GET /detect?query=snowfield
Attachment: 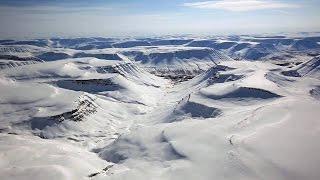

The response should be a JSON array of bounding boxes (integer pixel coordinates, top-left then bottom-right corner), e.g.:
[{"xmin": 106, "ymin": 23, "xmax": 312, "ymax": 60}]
[{"xmin": 0, "ymin": 35, "xmax": 320, "ymax": 180}]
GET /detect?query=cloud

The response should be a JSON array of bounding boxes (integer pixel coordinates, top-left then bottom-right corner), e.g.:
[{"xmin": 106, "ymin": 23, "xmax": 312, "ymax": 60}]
[{"xmin": 183, "ymin": 0, "xmax": 300, "ymax": 12}]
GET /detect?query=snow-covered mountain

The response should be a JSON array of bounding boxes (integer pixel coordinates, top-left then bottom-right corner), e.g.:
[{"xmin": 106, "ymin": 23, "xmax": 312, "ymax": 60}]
[
  {"xmin": 0, "ymin": 35, "xmax": 320, "ymax": 180},
  {"xmin": 121, "ymin": 46, "xmax": 233, "ymax": 76},
  {"xmin": 282, "ymin": 55, "xmax": 320, "ymax": 79}
]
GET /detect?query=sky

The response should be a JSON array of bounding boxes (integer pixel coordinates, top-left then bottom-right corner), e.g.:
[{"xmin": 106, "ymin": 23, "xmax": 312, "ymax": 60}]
[{"xmin": 0, "ymin": 0, "xmax": 319, "ymax": 38}]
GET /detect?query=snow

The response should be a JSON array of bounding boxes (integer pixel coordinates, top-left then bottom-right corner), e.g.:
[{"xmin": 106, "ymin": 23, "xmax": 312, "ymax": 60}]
[
  {"xmin": 0, "ymin": 134, "xmax": 109, "ymax": 180},
  {"xmin": 0, "ymin": 35, "xmax": 320, "ymax": 180},
  {"xmin": 282, "ymin": 55, "xmax": 320, "ymax": 79}
]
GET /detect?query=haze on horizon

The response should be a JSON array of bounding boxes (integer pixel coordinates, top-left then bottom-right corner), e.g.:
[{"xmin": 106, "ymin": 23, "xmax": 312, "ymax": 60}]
[{"xmin": 0, "ymin": 0, "xmax": 320, "ymax": 39}]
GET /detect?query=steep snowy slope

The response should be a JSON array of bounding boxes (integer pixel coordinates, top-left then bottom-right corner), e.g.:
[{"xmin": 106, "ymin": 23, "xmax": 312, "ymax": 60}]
[
  {"xmin": 0, "ymin": 45, "xmax": 45, "ymax": 68},
  {"xmin": 186, "ymin": 39, "xmax": 217, "ymax": 48},
  {"xmin": 0, "ymin": 57, "xmax": 168, "ymax": 142},
  {"xmin": 290, "ymin": 37, "xmax": 320, "ymax": 51},
  {"xmin": 150, "ymin": 39, "xmax": 193, "ymax": 46},
  {"xmin": 282, "ymin": 55, "xmax": 320, "ymax": 79},
  {"xmin": 186, "ymin": 39, "xmax": 286, "ymax": 61},
  {"xmin": 296, "ymin": 55, "xmax": 320, "ymax": 78},
  {"xmin": 1, "ymin": 40, "xmax": 49, "ymax": 47},
  {"xmin": 121, "ymin": 46, "xmax": 233, "ymax": 76},
  {"xmin": 112, "ymin": 40, "xmax": 151, "ymax": 48},
  {"xmin": 228, "ymin": 42, "xmax": 282, "ymax": 60},
  {"xmin": 184, "ymin": 36, "xmax": 319, "ymax": 61}
]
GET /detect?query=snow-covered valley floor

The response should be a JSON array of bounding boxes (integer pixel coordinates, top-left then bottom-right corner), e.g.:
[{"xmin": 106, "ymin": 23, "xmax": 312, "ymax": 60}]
[{"xmin": 0, "ymin": 36, "xmax": 320, "ymax": 180}]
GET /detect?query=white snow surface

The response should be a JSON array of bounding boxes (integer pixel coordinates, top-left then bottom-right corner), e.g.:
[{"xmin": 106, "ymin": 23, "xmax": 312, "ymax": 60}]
[{"xmin": 0, "ymin": 37, "xmax": 320, "ymax": 180}]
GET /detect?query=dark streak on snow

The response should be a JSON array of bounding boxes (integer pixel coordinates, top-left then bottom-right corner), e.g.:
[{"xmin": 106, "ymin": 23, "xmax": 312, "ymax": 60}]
[{"xmin": 88, "ymin": 164, "xmax": 114, "ymax": 178}]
